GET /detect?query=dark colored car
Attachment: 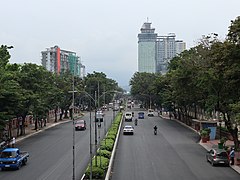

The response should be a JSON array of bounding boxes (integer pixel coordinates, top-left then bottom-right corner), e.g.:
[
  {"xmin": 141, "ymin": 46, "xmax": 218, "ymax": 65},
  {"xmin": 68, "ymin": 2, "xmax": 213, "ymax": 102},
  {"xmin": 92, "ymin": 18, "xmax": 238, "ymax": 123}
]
[
  {"xmin": 75, "ymin": 120, "xmax": 86, "ymax": 130},
  {"xmin": 206, "ymin": 148, "xmax": 230, "ymax": 166},
  {"xmin": 138, "ymin": 112, "xmax": 144, "ymax": 119}
]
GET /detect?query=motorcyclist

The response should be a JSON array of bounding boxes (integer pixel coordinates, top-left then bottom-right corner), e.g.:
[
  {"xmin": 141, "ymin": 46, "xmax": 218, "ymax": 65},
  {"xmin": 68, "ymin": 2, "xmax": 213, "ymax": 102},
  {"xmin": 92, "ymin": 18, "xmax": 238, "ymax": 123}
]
[
  {"xmin": 154, "ymin": 125, "xmax": 157, "ymax": 135},
  {"xmin": 135, "ymin": 118, "xmax": 138, "ymax": 125}
]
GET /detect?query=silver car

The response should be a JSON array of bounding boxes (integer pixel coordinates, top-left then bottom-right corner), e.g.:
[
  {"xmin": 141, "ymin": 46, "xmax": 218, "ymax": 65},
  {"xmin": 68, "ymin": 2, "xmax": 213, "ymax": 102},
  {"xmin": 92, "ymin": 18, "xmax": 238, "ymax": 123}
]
[{"xmin": 206, "ymin": 148, "xmax": 230, "ymax": 166}]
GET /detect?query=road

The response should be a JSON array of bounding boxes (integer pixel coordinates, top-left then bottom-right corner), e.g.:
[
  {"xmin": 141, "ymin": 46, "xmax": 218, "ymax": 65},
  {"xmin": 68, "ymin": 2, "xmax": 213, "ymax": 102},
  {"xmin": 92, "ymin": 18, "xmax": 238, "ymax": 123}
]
[
  {"xmin": 0, "ymin": 110, "xmax": 116, "ymax": 180},
  {"xmin": 111, "ymin": 107, "xmax": 240, "ymax": 180}
]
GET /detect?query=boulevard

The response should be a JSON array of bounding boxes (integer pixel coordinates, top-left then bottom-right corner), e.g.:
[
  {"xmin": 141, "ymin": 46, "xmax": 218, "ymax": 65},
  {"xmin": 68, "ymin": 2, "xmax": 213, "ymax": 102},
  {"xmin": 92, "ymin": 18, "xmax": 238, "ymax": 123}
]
[
  {"xmin": 111, "ymin": 107, "xmax": 240, "ymax": 180},
  {"xmin": 0, "ymin": 110, "xmax": 115, "ymax": 180}
]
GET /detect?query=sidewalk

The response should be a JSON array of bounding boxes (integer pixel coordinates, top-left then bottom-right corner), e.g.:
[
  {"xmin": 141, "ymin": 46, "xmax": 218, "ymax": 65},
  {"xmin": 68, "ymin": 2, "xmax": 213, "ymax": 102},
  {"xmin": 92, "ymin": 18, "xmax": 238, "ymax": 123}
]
[
  {"xmin": 15, "ymin": 118, "xmax": 72, "ymax": 143},
  {"xmin": 160, "ymin": 113, "xmax": 240, "ymax": 175}
]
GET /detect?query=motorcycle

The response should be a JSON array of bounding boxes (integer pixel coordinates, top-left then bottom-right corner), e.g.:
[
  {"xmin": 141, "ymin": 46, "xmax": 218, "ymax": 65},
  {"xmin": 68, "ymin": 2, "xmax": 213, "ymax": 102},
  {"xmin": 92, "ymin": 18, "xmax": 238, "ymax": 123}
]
[
  {"xmin": 154, "ymin": 130, "xmax": 157, "ymax": 135},
  {"xmin": 154, "ymin": 129, "xmax": 157, "ymax": 135},
  {"xmin": 135, "ymin": 119, "xmax": 138, "ymax": 126}
]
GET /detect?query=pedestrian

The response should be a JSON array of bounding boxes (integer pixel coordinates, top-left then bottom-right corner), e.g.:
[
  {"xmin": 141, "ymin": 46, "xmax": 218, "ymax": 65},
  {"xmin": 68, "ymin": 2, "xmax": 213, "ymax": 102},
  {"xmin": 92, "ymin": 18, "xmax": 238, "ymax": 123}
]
[
  {"xmin": 229, "ymin": 147, "xmax": 235, "ymax": 165},
  {"xmin": 169, "ymin": 113, "xmax": 173, "ymax": 120},
  {"xmin": 12, "ymin": 137, "xmax": 16, "ymax": 148}
]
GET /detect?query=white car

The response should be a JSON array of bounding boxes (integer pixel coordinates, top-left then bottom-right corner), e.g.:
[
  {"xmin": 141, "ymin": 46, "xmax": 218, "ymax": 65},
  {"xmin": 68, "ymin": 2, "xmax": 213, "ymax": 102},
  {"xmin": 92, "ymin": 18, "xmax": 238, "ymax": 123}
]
[
  {"xmin": 147, "ymin": 109, "xmax": 154, "ymax": 117},
  {"xmin": 124, "ymin": 112, "xmax": 133, "ymax": 121},
  {"xmin": 123, "ymin": 125, "xmax": 134, "ymax": 135}
]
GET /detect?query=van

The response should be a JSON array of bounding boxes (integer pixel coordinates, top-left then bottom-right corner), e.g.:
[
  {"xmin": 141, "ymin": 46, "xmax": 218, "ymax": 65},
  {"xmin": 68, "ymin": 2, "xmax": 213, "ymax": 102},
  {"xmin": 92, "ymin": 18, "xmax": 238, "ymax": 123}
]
[{"xmin": 125, "ymin": 112, "xmax": 133, "ymax": 121}]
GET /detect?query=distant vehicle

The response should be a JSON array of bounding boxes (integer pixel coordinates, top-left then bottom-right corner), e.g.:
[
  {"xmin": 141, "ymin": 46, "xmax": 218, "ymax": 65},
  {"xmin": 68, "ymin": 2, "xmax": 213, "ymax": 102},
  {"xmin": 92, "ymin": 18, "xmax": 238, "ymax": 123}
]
[
  {"xmin": 75, "ymin": 120, "xmax": 86, "ymax": 130},
  {"xmin": 0, "ymin": 148, "xmax": 29, "ymax": 170},
  {"xmin": 125, "ymin": 112, "xmax": 133, "ymax": 121},
  {"xmin": 119, "ymin": 106, "xmax": 124, "ymax": 111},
  {"xmin": 108, "ymin": 103, "xmax": 113, "ymax": 109},
  {"xmin": 127, "ymin": 103, "xmax": 131, "ymax": 109},
  {"xmin": 206, "ymin": 148, "xmax": 230, "ymax": 166},
  {"xmin": 123, "ymin": 125, "xmax": 134, "ymax": 135},
  {"xmin": 139, "ymin": 104, "xmax": 143, "ymax": 108},
  {"xmin": 138, "ymin": 112, "xmax": 144, "ymax": 119},
  {"xmin": 147, "ymin": 109, "xmax": 154, "ymax": 117},
  {"xmin": 96, "ymin": 110, "xmax": 104, "ymax": 122},
  {"xmin": 113, "ymin": 106, "xmax": 119, "ymax": 111},
  {"xmin": 101, "ymin": 105, "xmax": 107, "ymax": 111}
]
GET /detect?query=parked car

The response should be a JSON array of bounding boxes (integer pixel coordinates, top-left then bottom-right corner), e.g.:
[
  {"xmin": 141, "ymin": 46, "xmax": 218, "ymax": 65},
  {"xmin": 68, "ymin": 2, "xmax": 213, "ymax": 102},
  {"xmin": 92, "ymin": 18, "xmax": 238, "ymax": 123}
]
[
  {"xmin": 138, "ymin": 112, "xmax": 144, "ymax": 119},
  {"xmin": 206, "ymin": 148, "xmax": 230, "ymax": 166},
  {"xmin": 0, "ymin": 148, "xmax": 29, "ymax": 170},
  {"xmin": 147, "ymin": 109, "xmax": 154, "ymax": 117},
  {"xmin": 123, "ymin": 125, "xmax": 134, "ymax": 135},
  {"xmin": 75, "ymin": 120, "xmax": 86, "ymax": 130}
]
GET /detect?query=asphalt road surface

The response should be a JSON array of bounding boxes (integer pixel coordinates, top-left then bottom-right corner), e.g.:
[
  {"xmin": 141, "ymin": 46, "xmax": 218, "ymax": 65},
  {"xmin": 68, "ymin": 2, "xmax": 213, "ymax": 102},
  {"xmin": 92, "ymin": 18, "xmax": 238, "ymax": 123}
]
[
  {"xmin": 111, "ymin": 107, "xmax": 240, "ymax": 180},
  {"xmin": 0, "ymin": 110, "xmax": 115, "ymax": 180}
]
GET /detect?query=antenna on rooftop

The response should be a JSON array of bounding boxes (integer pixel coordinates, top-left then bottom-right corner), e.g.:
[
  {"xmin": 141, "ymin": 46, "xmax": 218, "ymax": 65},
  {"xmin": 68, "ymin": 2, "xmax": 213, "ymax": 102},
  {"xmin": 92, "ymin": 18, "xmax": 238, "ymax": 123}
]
[{"xmin": 147, "ymin": 17, "xmax": 149, "ymax": 22}]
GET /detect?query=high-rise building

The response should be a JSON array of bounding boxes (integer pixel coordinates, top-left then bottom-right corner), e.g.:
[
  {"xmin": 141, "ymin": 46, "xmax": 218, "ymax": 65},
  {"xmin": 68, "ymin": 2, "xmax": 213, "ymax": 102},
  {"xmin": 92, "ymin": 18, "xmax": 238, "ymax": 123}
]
[
  {"xmin": 138, "ymin": 22, "xmax": 186, "ymax": 74},
  {"xmin": 156, "ymin": 33, "xmax": 176, "ymax": 74},
  {"xmin": 175, "ymin": 40, "xmax": 186, "ymax": 55},
  {"xmin": 41, "ymin": 45, "xmax": 85, "ymax": 78},
  {"xmin": 138, "ymin": 22, "xmax": 158, "ymax": 73}
]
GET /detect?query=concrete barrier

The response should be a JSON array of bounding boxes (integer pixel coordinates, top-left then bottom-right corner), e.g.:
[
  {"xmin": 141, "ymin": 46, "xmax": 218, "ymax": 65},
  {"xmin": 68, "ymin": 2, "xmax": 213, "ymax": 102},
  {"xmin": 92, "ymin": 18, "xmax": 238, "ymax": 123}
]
[{"xmin": 104, "ymin": 114, "xmax": 123, "ymax": 180}]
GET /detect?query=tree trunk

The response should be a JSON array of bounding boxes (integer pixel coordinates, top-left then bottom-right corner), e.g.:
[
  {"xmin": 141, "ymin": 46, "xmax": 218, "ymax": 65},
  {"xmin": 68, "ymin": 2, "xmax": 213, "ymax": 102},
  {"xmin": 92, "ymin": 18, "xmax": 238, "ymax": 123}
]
[
  {"xmin": 64, "ymin": 109, "xmax": 68, "ymax": 119},
  {"xmin": 54, "ymin": 108, "xmax": 58, "ymax": 122},
  {"xmin": 225, "ymin": 112, "xmax": 239, "ymax": 150}
]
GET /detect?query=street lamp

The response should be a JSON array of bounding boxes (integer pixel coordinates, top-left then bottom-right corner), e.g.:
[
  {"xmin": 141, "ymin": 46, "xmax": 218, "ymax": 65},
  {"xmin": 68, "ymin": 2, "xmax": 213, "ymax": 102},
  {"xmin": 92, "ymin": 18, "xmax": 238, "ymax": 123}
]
[{"xmin": 68, "ymin": 88, "xmax": 77, "ymax": 180}]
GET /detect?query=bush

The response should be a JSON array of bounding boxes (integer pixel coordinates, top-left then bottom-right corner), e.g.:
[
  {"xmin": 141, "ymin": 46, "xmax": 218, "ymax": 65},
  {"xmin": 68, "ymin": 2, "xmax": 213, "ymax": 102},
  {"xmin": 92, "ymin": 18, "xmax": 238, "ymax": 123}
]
[
  {"xmin": 200, "ymin": 130, "xmax": 208, "ymax": 137},
  {"xmin": 101, "ymin": 138, "xmax": 114, "ymax": 151},
  {"xmin": 106, "ymin": 134, "xmax": 116, "ymax": 141},
  {"xmin": 93, "ymin": 156, "xmax": 110, "ymax": 170},
  {"xmin": 97, "ymin": 149, "xmax": 111, "ymax": 159},
  {"xmin": 85, "ymin": 166, "xmax": 104, "ymax": 179},
  {"xmin": 203, "ymin": 128, "xmax": 211, "ymax": 134}
]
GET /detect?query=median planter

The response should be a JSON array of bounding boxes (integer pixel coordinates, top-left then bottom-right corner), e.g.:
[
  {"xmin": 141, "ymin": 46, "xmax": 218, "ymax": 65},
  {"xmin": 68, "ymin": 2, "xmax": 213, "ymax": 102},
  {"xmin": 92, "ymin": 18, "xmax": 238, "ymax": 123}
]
[{"xmin": 83, "ymin": 112, "xmax": 123, "ymax": 180}]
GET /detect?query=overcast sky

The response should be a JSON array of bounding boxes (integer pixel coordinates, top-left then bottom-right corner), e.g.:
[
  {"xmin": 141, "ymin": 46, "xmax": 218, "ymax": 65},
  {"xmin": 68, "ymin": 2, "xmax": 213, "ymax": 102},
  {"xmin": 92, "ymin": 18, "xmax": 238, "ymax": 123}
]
[{"xmin": 1, "ymin": 0, "xmax": 240, "ymax": 89}]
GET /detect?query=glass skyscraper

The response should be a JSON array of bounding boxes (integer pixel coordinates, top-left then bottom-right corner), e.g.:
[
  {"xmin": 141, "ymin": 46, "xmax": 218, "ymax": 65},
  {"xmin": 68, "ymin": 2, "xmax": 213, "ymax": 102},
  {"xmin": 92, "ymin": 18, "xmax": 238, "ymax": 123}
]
[
  {"xmin": 138, "ymin": 22, "xmax": 186, "ymax": 74},
  {"xmin": 138, "ymin": 22, "xmax": 157, "ymax": 73}
]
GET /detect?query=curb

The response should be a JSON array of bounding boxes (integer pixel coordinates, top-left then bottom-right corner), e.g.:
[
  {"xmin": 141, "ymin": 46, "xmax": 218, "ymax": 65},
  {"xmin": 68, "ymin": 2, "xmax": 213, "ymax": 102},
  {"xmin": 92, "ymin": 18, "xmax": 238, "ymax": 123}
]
[
  {"xmin": 16, "ymin": 119, "xmax": 71, "ymax": 143},
  {"xmin": 105, "ymin": 114, "xmax": 123, "ymax": 180}
]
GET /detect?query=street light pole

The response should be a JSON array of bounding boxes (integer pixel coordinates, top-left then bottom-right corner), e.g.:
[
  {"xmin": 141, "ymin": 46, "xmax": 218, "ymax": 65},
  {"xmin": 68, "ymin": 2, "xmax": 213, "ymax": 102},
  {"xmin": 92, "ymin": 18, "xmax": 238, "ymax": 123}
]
[
  {"xmin": 94, "ymin": 91, "xmax": 98, "ymax": 167},
  {"xmin": 89, "ymin": 99, "xmax": 92, "ymax": 180},
  {"xmin": 72, "ymin": 74, "xmax": 75, "ymax": 180}
]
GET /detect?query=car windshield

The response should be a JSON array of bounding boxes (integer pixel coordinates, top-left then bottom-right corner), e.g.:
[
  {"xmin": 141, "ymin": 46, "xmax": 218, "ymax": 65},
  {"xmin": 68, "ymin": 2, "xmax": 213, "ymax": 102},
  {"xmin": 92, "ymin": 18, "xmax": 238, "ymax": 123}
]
[
  {"xmin": 0, "ymin": 151, "xmax": 17, "ymax": 158},
  {"xmin": 76, "ymin": 121, "xmax": 84, "ymax": 124},
  {"xmin": 125, "ymin": 126, "xmax": 132, "ymax": 129}
]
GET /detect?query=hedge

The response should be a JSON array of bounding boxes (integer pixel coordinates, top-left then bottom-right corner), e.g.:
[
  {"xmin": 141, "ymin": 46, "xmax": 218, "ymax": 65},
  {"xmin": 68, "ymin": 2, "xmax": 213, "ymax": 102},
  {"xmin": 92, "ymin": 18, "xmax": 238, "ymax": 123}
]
[
  {"xmin": 97, "ymin": 149, "xmax": 111, "ymax": 159},
  {"xmin": 84, "ymin": 112, "xmax": 122, "ymax": 179}
]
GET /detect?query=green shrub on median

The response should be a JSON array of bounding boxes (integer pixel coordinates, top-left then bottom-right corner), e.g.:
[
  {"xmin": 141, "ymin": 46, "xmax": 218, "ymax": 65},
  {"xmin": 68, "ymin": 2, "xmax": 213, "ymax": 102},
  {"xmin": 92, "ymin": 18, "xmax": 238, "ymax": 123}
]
[
  {"xmin": 85, "ymin": 166, "xmax": 104, "ymax": 179},
  {"xmin": 106, "ymin": 134, "xmax": 116, "ymax": 141},
  {"xmin": 85, "ymin": 156, "xmax": 110, "ymax": 179},
  {"xmin": 100, "ymin": 138, "xmax": 114, "ymax": 151},
  {"xmin": 84, "ymin": 112, "xmax": 122, "ymax": 179},
  {"xmin": 97, "ymin": 149, "xmax": 111, "ymax": 159}
]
